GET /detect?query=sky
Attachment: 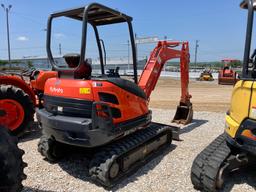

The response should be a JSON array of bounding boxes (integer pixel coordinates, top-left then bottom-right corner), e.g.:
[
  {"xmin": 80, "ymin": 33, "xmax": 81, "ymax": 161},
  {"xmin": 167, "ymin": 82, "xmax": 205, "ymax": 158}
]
[{"xmin": 0, "ymin": 0, "xmax": 250, "ymax": 62}]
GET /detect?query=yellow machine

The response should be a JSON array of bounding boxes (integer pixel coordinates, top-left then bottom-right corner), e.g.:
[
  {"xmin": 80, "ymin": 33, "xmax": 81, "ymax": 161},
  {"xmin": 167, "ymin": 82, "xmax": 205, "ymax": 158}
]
[
  {"xmin": 198, "ymin": 70, "xmax": 214, "ymax": 81},
  {"xmin": 191, "ymin": 0, "xmax": 256, "ymax": 191}
]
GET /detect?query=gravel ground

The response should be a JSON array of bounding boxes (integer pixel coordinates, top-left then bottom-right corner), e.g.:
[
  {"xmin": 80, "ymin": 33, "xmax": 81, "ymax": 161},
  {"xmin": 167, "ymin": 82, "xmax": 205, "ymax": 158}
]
[{"xmin": 19, "ymin": 109, "xmax": 256, "ymax": 192}]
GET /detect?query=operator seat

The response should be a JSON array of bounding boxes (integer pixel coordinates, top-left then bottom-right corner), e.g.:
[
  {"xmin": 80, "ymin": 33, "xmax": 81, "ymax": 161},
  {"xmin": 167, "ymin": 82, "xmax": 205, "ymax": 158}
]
[
  {"xmin": 59, "ymin": 53, "xmax": 92, "ymax": 79},
  {"xmin": 223, "ymin": 66, "xmax": 230, "ymax": 71},
  {"xmin": 74, "ymin": 59, "xmax": 92, "ymax": 79}
]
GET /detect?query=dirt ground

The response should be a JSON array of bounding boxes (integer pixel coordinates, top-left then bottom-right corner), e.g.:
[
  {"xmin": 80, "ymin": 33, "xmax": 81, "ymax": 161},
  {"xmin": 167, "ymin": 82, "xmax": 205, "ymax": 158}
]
[
  {"xmin": 19, "ymin": 77, "xmax": 254, "ymax": 192},
  {"xmin": 150, "ymin": 77, "xmax": 234, "ymax": 113}
]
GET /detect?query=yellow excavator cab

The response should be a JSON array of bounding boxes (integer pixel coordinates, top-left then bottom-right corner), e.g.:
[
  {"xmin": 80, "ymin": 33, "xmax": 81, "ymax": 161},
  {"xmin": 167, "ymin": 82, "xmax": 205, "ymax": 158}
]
[{"xmin": 191, "ymin": 1, "xmax": 256, "ymax": 191}]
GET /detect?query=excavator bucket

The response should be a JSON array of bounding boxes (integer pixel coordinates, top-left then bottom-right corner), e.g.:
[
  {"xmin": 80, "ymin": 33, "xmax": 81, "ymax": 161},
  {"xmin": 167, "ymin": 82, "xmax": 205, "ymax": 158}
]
[{"xmin": 172, "ymin": 103, "xmax": 193, "ymax": 125}]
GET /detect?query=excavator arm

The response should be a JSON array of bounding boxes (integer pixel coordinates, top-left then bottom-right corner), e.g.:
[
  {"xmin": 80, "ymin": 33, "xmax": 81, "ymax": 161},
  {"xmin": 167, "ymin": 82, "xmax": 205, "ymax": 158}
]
[{"xmin": 138, "ymin": 41, "xmax": 193, "ymax": 125}]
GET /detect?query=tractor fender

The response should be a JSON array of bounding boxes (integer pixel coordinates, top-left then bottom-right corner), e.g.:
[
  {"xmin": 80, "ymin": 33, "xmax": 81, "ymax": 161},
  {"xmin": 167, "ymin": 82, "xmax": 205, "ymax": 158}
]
[{"xmin": 0, "ymin": 75, "xmax": 36, "ymax": 105}]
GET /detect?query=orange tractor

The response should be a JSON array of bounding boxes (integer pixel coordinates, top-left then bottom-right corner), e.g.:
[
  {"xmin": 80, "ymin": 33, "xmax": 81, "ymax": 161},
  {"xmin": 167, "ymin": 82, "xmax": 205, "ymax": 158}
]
[
  {"xmin": 218, "ymin": 59, "xmax": 239, "ymax": 85},
  {"xmin": 0, "ymin": 70, "xmax": 56, "ymax": 135},
  {"xmin": 37, "ymin": 3, "xmax": 193, "ymax": 187}
]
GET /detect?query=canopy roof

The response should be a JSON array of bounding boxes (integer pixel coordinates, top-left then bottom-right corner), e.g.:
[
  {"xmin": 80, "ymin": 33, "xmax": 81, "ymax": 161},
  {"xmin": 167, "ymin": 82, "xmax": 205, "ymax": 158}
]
[{"xmin": 50, "ymin": 3, "xmax": 132, "ymax": 26}]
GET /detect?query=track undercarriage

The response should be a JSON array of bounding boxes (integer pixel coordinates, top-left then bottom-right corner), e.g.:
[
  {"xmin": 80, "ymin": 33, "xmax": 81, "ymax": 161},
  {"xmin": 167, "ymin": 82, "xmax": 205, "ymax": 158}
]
[
  {"xmin": 191, "ymin": 133, "xmax": 255, "ymax": 192},
  {"xmin": 38, "ymin": 122, "xmax": 178, "ymax": 187}
]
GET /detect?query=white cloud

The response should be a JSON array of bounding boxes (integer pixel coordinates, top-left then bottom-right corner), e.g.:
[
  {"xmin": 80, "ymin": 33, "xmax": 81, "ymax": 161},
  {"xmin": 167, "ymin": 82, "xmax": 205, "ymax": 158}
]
[
  {"xmin": 17, "ymin": 36, "xmax": 29, "ymax": 41},
  {"xmin": 54, "ymin": 33, "xmax": 65, "ymax": 39}
]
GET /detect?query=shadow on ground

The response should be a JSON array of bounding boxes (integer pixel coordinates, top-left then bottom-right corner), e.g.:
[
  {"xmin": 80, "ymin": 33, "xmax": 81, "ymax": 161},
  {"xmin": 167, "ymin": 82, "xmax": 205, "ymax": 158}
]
[
  {"xmin": 57, "ymin": 143, "xmax": 177, "ymax": 191},
  {"xmin": 180, "ymin": 119, "xmax": 208, "ymax": 135},
  {"xmin": 221, "ymin": 167, "xmax": 256, "ymax": 192},
  {"xmin": 19, "ymin": 122, "xmax": 42, "ymax": 143},
  {"xmin": 22, "ymin": 186, "xmax": 55, "ymax": 192}
]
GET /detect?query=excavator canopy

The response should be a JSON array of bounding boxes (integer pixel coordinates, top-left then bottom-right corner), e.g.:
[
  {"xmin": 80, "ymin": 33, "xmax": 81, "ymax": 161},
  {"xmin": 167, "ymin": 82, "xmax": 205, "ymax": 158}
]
[
  {"xmin": 47, "ymin": 3, "xmax": 138, "ymax": 83},
  {"xmin": 50, "ymin": 3, "xmax": 132, "ymax": 25}
]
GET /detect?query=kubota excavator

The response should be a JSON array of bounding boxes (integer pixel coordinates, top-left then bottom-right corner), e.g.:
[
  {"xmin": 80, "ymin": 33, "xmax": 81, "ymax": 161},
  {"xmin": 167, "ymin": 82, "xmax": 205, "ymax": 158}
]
[
  {"xmin": 191, "ymin": 0, "xmax": 256, "ymax": 191},
  {"xmin": 36, "ymin": 3, "xmax": 193, "ymax": 187}
]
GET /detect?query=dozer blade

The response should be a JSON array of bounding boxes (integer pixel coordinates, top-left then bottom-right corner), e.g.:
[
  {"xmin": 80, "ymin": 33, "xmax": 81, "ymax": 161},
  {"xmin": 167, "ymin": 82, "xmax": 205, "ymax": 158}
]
[
  {"xmin": 218, "ymin": 77, "xmax": 237, "ymax": 85},
  {"xmin": 172, "ymin": 103, "xmax": 193, "ymax": 125},
  {"xmin": 152, "ymin": 122, "xmax": 180, "ymax": 141}
]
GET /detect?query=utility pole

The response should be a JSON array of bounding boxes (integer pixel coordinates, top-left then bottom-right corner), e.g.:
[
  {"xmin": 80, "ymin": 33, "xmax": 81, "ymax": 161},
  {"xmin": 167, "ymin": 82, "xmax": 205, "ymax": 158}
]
[
  {"xmin": 164, "ymin": 36, "xmax": 168, "ymax": 73},
  {"xmin": 127, "ymin": 40, "xmax": 130, "ymax": 71},
  {"xmin": 194, "ymin": 40, "xmax": 199, "ymax": 70},
  {"xmin": 1, "ymin": 4, "xmax": 12, "ymax": 67},
  {"xmin": 135, "ymin": 33, "xmax": 138, "ymax": 60},
  {"xmin": 59, "ymin": 43, "xmax": 62, "ymax": 56}
]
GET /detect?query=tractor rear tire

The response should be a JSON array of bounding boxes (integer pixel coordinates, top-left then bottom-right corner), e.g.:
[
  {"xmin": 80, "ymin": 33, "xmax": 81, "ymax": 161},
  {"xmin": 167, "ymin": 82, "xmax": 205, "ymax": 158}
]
[
  {"xmin": 0, "ymin": 85, "xmax": 35, "ymax": 136},
  {"xmin": 0, "ymin": 126, "xmax": 27, "ymax": 192}
]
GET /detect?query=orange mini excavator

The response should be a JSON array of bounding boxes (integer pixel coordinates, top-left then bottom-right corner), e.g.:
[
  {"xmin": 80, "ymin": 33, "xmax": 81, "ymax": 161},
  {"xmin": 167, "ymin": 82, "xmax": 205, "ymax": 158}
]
[
  {"xmin": 37, "ymin": 3, "xmax": 193, "ymax": 186},
  {"xmin": 218, "ymin": 59, "xmax": 238, "ymax": 85}
]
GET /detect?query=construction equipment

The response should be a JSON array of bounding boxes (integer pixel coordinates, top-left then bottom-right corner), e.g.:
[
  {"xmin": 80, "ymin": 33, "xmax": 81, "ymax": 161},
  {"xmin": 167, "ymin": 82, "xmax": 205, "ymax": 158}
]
[
  {"xmin": 218, "ymin": 59, "xmax": 238, "ymax": 85},
  {"xmin": 0, "ymin": 125, "xmax": 27, "ymax": 192},
  {"xmin": 37, "ymin": 3, "xmax": 192, "ymax": 187},
  {"xmin": 0, "ymin": 70, "xmax": 57, "ymax": 135},
  {"xmin": 198, "ymin": 69, "xmax": 214, "ymax": 81},
  {"xmin": 191, "ymin": 0, "xmax": 256, "ymax": 191}
]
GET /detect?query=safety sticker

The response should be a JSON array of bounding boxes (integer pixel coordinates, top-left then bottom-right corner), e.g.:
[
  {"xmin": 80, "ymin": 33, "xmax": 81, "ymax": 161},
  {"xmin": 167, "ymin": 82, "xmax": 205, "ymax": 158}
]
[
  {"xmin": 251, "ymin": 107, "xmax": 256, "ymax": 119},
  {"xmin": 79, "ymin": 88, "xmax": 91, "ymax": 94}
]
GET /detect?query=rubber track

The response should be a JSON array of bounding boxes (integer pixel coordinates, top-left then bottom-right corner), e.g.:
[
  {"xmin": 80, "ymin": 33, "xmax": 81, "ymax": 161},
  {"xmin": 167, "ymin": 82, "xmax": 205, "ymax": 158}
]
[
  {"xmin": 38, "ymin": 135, "xmax": 65, "ymax": 162},
  {"xmin": 89, "ymin": 125, "xmax": 172, "ymax": 187},
  {"xmin": 191, "ymin": 133, "xmax": 231, "ymax": 192},
  {"xmin": 0, "ymin": 126, "xmax": 27, "ymax": 192}
]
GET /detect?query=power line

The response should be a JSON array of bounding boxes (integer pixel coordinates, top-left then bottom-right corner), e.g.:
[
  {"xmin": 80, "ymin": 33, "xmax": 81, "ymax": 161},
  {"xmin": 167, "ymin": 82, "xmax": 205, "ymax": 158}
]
[
  {"xmin": 0, "ymin": 46, "xmax": 47, "ymax": 51},
  {"xmin": 10, "ymin": 11, "xmax": 46, "ymax": 26}
]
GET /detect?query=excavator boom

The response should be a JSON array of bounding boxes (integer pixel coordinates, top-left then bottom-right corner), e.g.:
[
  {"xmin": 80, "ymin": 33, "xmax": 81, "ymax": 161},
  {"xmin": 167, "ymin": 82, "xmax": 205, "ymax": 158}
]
[{"xmin": 138, "ymin": 41, "xmax": 193, "ymax": 125}]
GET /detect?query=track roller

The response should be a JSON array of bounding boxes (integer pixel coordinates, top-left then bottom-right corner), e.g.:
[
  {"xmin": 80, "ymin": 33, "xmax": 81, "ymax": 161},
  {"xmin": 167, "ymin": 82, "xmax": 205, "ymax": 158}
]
[{"xmin": 89, "ymin": 124, "xmax": 173, "ymax": 187}]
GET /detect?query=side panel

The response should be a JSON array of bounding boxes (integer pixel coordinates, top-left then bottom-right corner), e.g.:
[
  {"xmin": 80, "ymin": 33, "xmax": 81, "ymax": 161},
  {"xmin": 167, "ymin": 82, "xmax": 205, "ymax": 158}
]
[
  {"xmin": 44, "ymin": 78, "xmax": 94, "ymax": 100},
  {"xmin": 249, "ymin": 81, "xmax": 256, "ymax": 120},
  {"xmin": 225, "ymin": 80, "xmax": 253, "ymax": 137},
  {"xmin": 91, "ymin": 80, "xmax": 148, "ymax": 124},
  {"xmin": 44, "ymin": 78, "xmax": 149, "ymax": 124}
]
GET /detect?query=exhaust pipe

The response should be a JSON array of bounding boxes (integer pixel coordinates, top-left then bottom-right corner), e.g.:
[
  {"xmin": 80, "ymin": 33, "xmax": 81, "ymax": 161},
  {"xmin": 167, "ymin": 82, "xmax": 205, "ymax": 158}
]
[{"xmin": 172, "ymin": 102, "xmax": 193, "ymax": 125}]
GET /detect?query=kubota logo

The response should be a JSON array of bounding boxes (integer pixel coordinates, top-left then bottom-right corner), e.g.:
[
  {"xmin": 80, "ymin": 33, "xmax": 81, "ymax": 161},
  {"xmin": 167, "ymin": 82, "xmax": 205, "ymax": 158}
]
[{"xmin": 50, "ymin": 87, "xmax": 63, "ymax": 94}]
